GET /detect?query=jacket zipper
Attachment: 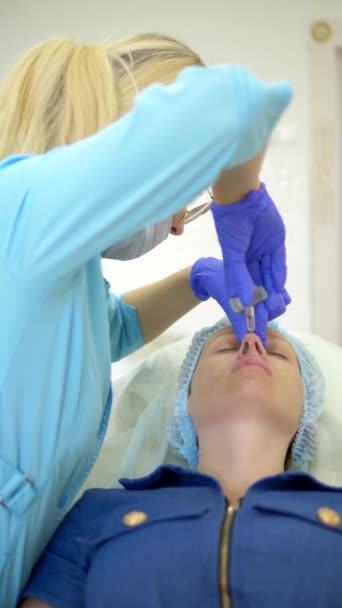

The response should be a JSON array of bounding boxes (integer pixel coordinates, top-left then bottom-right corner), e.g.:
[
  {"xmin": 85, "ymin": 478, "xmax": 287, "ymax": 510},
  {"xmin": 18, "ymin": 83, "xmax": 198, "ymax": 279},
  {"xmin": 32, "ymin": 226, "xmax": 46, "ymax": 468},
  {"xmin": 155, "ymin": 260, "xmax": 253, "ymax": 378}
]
[{"xmin": 220, "ymin": 501, "xmax": 240, "ymax": 608}]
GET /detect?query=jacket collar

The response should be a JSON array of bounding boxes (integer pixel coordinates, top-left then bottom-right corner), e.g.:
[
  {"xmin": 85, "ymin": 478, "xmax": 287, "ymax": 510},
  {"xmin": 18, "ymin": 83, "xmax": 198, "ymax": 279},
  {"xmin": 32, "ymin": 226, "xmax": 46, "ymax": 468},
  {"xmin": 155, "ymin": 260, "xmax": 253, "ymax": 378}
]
[{"xmin": 119, "ymin": 464, "xmax": 220, "ymax": 491}]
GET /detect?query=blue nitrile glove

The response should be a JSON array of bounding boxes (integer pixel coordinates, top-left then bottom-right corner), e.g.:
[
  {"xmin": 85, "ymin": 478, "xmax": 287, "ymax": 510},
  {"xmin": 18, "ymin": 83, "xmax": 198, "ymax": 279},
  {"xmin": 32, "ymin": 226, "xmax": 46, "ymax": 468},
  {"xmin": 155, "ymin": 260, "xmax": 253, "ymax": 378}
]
[
  {"xmin": 210, "ymin": 183, "xmax": 290, "ymax": 336},
  {"xmin": 190, "ymin": 257, "xmax": 290, "ymax": 345}
]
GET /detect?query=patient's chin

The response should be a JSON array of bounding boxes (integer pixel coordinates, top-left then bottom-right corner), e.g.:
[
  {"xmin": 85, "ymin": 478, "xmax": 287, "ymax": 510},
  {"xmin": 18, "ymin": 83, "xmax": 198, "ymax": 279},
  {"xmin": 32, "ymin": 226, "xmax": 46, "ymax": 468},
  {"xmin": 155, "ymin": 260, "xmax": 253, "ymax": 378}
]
[
  {"xmin": 189, "ymin": 370, "xmax": 276, "ymax": 428},
  {"xmin": 228, "ymin": 370, "xmax": 272, "ymax": 400},
  {"xmin": 193, "ymin": 388, "xmax": 276, "ymax": 429},
  {"xmin": 216, "ymin": 382, "xmax": 277, "ymax": 422}
]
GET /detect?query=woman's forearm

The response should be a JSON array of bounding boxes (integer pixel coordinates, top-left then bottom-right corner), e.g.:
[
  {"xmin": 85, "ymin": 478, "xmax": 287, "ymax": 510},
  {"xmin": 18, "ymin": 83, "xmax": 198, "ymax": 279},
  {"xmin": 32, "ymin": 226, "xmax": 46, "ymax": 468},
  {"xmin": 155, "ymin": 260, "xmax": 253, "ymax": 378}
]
[
  {"xmin": 20, "ymin": 66, "xmax": 259, "ymax": 286},
  {"xmin": 122, "ymin": 266, "xmax": 200, "ymax": 344},
  {"xmin": 211, "ymin": 149, "xmax": 265, "ymax": 204}
]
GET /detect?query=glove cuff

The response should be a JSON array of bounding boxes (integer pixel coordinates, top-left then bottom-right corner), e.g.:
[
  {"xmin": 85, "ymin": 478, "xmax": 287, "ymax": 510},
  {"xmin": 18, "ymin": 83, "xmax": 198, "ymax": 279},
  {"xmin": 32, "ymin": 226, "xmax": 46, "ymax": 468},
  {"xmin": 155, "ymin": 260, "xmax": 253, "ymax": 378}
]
[
  {"xmin": 189, "ymin": 259, "xmax": 211, "ymax": 302},
  {"xmin": 211, "ymin": 182, "xmax": 266, "ymax": 214}
]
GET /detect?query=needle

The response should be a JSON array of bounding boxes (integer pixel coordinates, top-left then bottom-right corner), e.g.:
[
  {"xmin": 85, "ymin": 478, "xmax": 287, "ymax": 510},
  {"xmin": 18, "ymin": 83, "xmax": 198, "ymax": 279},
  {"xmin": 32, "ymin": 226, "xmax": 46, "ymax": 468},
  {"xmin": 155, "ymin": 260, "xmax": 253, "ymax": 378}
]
[{"xmin": 245, "ymin": 306, "xmax": 255, "ymax": 333}]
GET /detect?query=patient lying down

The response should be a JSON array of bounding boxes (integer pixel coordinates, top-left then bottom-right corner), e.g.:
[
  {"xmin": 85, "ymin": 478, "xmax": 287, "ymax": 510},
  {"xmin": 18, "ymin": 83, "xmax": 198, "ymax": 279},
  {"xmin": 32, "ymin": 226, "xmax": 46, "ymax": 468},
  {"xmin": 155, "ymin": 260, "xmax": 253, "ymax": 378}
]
[{"xmin": 21, "ymin": 319, "xmax": 342, "ymax": 608}]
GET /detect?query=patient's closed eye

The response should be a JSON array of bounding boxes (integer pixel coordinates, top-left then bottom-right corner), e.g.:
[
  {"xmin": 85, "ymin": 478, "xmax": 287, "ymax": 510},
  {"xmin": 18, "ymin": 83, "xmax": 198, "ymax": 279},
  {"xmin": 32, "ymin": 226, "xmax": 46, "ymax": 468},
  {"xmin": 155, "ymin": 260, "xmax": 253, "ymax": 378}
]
[
  {"xmin": 266, "ymin": 340, "xmax": 290, "ymax": 360},
  {"xmin": 268, "ymin": 351, "xmax": 287, "ymax": 359},
  {"xmin": 218, "ymin": 348, "xmax": 287, "ymax": 359},
  {"xmin": 218, "ymin": 346, "xmax": 239, "ymax": 353}
]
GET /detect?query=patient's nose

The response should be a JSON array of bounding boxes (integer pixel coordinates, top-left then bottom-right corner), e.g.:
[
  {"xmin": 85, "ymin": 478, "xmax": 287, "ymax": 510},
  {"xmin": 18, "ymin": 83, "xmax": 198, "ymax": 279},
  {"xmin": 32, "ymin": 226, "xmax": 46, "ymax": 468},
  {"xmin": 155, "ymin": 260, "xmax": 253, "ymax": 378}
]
[{"xmin": 238, "ymin": 333, "xmax": 266, "ymax": 358}]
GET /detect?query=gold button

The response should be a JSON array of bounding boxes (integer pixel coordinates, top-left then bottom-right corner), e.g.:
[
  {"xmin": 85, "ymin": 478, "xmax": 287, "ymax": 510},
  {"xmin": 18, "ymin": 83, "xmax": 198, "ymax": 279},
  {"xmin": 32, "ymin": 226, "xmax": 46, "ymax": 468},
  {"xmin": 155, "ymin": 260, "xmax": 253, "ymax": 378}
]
[
  {"xmin": 317, "ymin": 507, "xmax": 341, "ymax": 527},
  {"xmin": 122, "ymin": 511, "xmax": 148, "ymax": 527}
]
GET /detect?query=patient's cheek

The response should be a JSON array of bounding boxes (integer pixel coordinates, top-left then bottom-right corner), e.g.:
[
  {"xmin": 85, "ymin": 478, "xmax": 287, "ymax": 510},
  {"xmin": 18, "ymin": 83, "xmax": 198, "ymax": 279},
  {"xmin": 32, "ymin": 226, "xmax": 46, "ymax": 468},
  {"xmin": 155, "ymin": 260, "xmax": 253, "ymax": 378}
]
[{"xmin": 187, "ymin": 380, "xmax": 208, "ymax": 421}]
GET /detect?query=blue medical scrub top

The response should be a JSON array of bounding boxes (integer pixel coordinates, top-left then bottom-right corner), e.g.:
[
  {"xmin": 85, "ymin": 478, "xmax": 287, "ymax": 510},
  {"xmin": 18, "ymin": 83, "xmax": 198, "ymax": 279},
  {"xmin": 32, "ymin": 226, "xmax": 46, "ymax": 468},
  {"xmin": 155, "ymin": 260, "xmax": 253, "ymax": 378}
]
[
  {"xmin": 0, "ymin": 64, "xmax": 290, "ymax": 605},
  {"xmin": 21, "ymin": 465, "xmax": 342, "ymax": 607}
]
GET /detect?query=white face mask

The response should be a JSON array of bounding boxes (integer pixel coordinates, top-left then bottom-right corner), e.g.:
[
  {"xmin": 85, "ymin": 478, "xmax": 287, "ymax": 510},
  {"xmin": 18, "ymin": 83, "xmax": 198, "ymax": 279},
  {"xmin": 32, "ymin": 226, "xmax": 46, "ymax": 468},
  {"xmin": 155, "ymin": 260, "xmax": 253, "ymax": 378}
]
[{"xmin": 102, "ymin": 217, "xmax": 172, "ymax": 260}]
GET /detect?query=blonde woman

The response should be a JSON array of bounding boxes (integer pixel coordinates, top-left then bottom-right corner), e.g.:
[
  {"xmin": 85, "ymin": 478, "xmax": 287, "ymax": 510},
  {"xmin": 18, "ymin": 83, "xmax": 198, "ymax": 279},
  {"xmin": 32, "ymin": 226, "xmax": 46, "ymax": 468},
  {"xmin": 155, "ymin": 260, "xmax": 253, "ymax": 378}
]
[{"xmin": 0, "ymin": 33, "xmax": 291, "ymax": 604}]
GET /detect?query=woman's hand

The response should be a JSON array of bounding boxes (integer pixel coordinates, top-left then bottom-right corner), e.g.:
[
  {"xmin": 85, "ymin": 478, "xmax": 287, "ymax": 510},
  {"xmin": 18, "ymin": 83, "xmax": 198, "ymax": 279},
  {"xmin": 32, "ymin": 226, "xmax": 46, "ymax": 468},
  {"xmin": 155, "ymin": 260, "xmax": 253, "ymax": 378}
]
[
  {"xmin": 211, "ymin": 182, "xmax": 289, "ymax": 315},
  {"xmin": 190, "ymin": 256, "xmax": 270, "ymax": 343},
  {"xmin": 190, "ymin": 248, "xmax": 290, "ymax": 346}
]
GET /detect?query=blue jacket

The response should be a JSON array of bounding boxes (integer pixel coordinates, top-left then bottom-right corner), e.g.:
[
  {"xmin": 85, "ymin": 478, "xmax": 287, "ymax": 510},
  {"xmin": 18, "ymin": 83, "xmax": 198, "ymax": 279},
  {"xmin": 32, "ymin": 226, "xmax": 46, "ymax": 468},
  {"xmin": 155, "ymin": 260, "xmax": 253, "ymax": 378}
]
[
  {"xmin": 21, "ymin": 465, "xmax": 342, "ymax": 607},
  {"xmin": 0, "ymin": 65, "xmax": 271, "ymax": 605}
]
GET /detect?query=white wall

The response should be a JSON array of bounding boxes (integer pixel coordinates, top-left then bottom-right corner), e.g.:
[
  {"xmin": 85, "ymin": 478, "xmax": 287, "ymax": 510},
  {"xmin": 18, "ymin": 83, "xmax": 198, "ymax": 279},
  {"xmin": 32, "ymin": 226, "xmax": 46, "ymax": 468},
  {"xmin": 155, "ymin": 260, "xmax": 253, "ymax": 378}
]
[{"xmin": 1, "ymin": 0, "xmax": 342, "ymax": 345}]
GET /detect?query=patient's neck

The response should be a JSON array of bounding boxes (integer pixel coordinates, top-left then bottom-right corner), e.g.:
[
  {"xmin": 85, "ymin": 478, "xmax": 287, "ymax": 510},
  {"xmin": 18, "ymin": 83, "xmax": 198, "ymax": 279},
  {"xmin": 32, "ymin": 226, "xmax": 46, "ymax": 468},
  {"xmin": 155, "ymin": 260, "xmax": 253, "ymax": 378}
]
[{"xmin": 197, "ymin": 419, "xmax": 288, "ymax": 504}]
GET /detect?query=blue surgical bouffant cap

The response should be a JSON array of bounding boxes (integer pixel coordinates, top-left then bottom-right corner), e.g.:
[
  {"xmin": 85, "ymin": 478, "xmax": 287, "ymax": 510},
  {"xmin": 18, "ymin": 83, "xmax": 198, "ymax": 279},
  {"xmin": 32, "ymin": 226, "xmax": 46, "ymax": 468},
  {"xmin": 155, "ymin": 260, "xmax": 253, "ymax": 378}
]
[{"xmin": 168, "ymin": 318, "xmax": 325, "ymax": 472}]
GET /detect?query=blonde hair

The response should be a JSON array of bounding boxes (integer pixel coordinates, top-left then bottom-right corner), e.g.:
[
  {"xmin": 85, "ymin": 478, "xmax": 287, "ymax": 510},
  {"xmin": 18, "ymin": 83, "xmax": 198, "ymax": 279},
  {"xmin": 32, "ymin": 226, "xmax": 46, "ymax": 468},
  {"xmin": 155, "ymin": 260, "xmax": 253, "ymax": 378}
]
[{"xmin": 0, "ymin": 33, "xmax": 203, "ymax": 159}]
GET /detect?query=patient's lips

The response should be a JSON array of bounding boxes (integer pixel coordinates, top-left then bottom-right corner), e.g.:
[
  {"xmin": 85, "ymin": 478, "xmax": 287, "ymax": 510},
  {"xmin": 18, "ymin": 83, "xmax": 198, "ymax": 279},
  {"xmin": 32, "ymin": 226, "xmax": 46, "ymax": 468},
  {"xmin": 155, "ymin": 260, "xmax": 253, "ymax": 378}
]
[{"xmin": 232, "ymin": 356, "xmax": 272, "ymax": 376}]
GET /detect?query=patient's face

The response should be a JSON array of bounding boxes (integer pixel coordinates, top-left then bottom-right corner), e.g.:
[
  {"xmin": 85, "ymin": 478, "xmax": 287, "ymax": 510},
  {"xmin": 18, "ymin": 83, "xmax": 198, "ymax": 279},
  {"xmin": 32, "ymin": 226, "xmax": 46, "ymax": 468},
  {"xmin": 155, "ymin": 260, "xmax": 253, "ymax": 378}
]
[{"xmin": 188, "ymin": 327, "xmax": 304, "ymax": 438}]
